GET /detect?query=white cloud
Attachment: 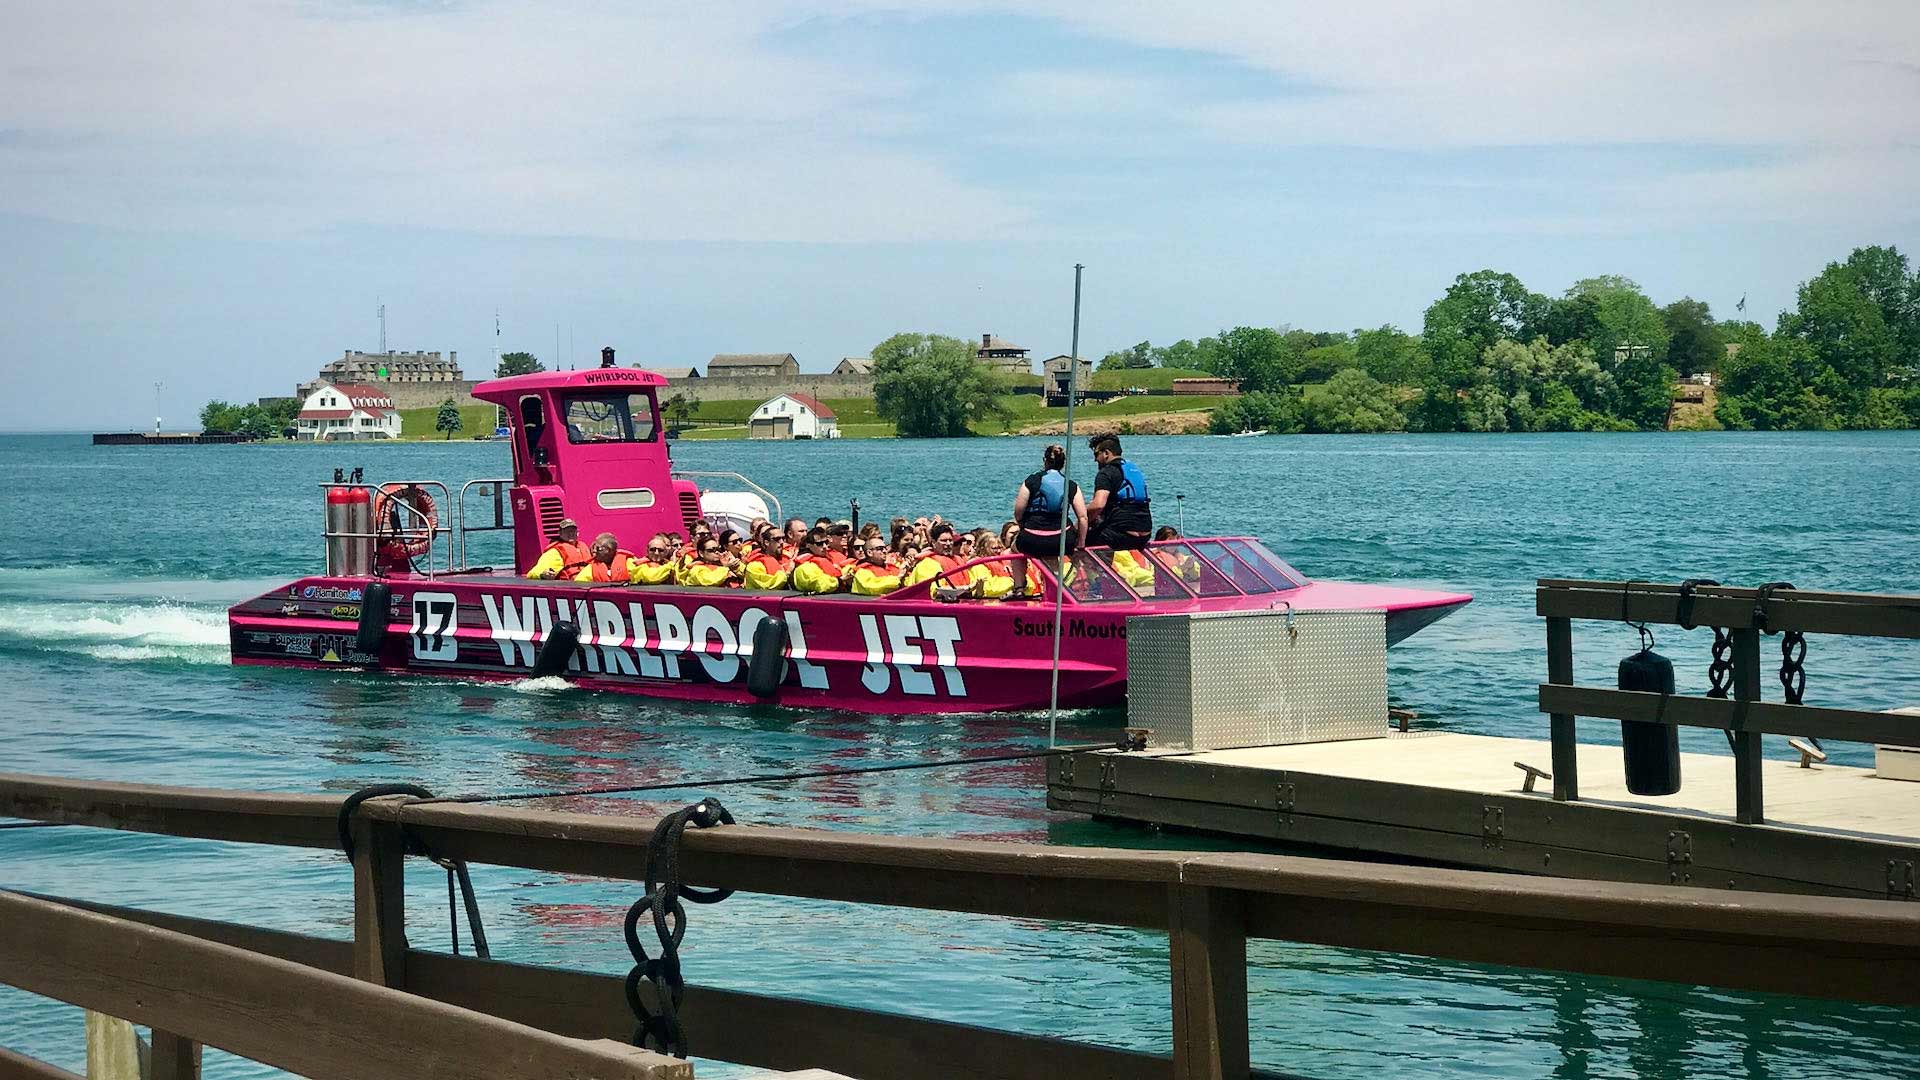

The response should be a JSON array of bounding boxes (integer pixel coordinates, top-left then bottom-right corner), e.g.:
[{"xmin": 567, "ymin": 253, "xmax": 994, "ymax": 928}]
[{"xmin": 0, "ymin": 1, "xmax": 1028, "ymax": 241}]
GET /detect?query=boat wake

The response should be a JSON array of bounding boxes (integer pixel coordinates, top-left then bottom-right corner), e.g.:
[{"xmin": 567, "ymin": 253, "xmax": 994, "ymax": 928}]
[
  {"xmin": 0, "ymin": 599, "xmax": 230, "ymax": 665},
  {"xmin": 510, "ymin": 675, "xmax": 577, "ymax": 694}
]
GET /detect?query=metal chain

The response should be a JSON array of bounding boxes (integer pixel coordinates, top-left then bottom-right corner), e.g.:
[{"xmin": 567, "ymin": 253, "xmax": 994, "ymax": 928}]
[
  {"xmin": 1753, "ymin": 581, "xmax": 1818, "ymax": 753},
  {"xmin": 337, "ymin": 783, "xmax": 490, "ymax": 959},
  {"xmin": 624, "ymin": 798, "xmax": 735, "ymax": 1059},
  {"xmin": 1678, "ymin": 579, "xmax": 1736, "ymax": 749}
]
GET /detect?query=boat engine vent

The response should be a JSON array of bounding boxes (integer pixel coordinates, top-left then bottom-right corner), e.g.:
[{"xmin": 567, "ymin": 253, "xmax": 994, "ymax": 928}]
[
  {"xmin": 537, "ymin": 497, "xmax": 567, "ymax": 540},
  {"xmin": 678, "ymin": 489, "xmax": 702, "ymax": 537}
]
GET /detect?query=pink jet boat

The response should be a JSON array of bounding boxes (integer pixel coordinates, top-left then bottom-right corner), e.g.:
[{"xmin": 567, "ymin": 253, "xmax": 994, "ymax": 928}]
[{"xmin": 228, "ymin": 363, "xmax": 1469, "ymax": 713}]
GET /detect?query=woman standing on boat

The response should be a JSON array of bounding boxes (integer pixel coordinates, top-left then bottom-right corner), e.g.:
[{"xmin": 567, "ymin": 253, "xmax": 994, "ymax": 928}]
[{"xmin": 1012, "ymin": 444, "xmax": 1087, "ymax": 581}]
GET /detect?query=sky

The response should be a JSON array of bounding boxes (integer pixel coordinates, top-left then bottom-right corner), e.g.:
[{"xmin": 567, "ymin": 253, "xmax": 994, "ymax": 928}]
[{"xmin": 2, "ymin": 1, "xmax": 1918, "ymax": 430}]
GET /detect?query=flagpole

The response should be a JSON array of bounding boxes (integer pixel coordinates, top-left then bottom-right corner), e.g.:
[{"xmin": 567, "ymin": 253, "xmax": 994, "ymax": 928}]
[{"xmin": 1048, "ymin": 263, "xmax": 1083, "ymax": 748}]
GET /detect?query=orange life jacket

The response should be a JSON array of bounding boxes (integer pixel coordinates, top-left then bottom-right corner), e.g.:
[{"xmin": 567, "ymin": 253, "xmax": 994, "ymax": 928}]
[
  {"xmin": 544, "ymin": 538, "xmax": 593, "ymax": 576},
  {"xmin": 926, "ymin": 552, "xmax": 970, "ymax": 587},
  {"xmin": 583, "ymin": 551, "xmax": 640, "ymax": 582},
  {"xmin": 801, "ymin": 550, "xmax": 851, "ymax": 575},
  {"xmin": 746, "ymin": 553, "xmax": 787, "ymax": 575}
]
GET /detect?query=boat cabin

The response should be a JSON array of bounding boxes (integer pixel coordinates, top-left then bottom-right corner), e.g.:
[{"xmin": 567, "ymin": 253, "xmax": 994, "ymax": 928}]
[{"xmin": 471, "ymin": 364, "xmax": 701, "ymax": 570}]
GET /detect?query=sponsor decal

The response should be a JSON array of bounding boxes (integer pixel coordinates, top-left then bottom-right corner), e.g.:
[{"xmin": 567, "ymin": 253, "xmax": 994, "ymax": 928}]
[
  {"xmin": 280, "ymin": 603, "xmax": 301, "ymax": 616},
  {"xmin": 410, "ymin": 592, "xmax": 459, "ymax": 661},
  {"xmin": 302, "ymin": 585, "xmax": 365, "ymax": 602},
  {"xmin": 1012, "ymin": 616, "xmax": 1124, "ymax": 640},
  {"xmin": 330, "ymin": 604, "xmax": 361, "ymax": 619}
]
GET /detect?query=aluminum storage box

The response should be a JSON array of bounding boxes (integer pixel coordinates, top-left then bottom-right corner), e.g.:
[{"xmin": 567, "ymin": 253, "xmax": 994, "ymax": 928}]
[{"xmin": 1127, "ymin": 607, "xmax": 1387, "ymax": 751}]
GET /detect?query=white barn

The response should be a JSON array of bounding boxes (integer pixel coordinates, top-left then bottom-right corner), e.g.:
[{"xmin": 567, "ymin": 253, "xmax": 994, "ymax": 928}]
[
  {"xmin": 296, "ymin": 383, "xmax": 401, "ymax": 441},
  {"xmin": 747, "ymin": 392, "xmax": 838, "ymax": 440}
]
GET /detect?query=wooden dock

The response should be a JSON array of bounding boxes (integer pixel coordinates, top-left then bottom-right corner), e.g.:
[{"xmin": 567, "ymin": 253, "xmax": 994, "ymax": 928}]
[
  {"xmin": 1050, "ymin": 578, "xmax": 1920, "ymax": 901},
  {"xmin": 1047, "ymin": 732, "xmax": 1920, "ymax": 898}
]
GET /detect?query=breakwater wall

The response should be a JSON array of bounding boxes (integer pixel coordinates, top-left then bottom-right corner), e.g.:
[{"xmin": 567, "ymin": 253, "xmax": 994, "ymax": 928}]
[{"xmin": 665, "ymin": 374, "xmax": 874, "ymax": 401}]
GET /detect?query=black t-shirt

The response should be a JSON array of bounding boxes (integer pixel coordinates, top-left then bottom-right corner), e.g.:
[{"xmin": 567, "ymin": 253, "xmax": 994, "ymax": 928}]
[
  {"xmin": 1020, "ymin": 471, "xmax": 1079, "ymax": 532},
  {"xmin": 1094, "ymin": 459, "xmax": 1153, "ymax": 535}
]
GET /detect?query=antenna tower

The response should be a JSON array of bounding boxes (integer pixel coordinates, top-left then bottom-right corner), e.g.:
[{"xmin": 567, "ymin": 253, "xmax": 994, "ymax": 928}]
[{"xmin": 378, "ymin": 301, "xmax": 387, "ymax": 354}]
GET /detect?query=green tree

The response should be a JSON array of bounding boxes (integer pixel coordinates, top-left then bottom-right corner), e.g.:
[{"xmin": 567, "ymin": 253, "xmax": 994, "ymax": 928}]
[
  {"xmin": 1566, "ymin": 275, "xmax": 1671, "ymax": 371},
  {"xmin": 1211, "ymin": 326, "xmax": 1294, "ymax": 393},
  {"xmin": 1715, "ymin": 336, "xmax": 1808, "ymax": 430},
  {"xmin": 199, "ymin": 400, "xmax": 244, "ymax": 433},
  {"xmin": 661, "ymin": 391, "xmax": 701, "ymax": 431},
  {"xmin": 1780, "ymin": 260, "xmax": 1896, "ymax": 408},
  {"xmin": 496, "ymin": 351, "xmax": 544, "ymax": 378},
  {"xmin": 1841, "ymin": 245, "xmax": 1919, "ymax": 364},
  {"xmin": 1353, "ymin": 325, "xmax": 1427, "ymax": 385},
  {"xmin": 1099, "ymin": 341, "xmax": 1155, "ymax": 370},
  {"xmin": 1422, "ymin": 270, "xmax": 1547, "ymax": 387},
  {"xmin": 1207, "ymin": 390, "xmax": 1301, "ymax": 435},
  {"xmin": 1297, "ymin": 341, "xmax": 1357, "ymax": 385},
  {"xmin": 233, "ymin": 405, "xmax": 279, "ymax": 439},
  {"xmin": 1302, "ymin": 369, "xmax": 1403, "ymax": 433},
  {"xmin": 1661, "ymin": 297, "xmax": 1724, "ymax": 376},
  {"xmin": 435, "ymin": 398, "xmax": 463, "ymax": 439},
  {"xmin": 1538, "ymin": 292, "xmax": 1603, "ymax": 348},
  {"xmin": 870, "ymin": 332, "xmax": 1011, "ymax": 437}
]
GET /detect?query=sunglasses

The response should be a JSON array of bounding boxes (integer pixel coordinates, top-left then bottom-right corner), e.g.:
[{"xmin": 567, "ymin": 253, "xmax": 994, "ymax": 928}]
[{"xmin": 701, "ymin": 546, "xmax": 721, "ymax": 555}]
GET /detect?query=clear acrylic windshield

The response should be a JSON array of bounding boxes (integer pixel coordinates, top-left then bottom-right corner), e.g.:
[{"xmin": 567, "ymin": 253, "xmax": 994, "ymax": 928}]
[
  {"xmin": 1187, "ymin": 540, "xmax": 1279, "ymax": 594},
  {"xmin": 1222, "ymin": 539, "xmax": 1307, "ymax": 590},
  {"xmin": 1088, "ymin": 547, "xmax": 1194, "ymax": 601}
]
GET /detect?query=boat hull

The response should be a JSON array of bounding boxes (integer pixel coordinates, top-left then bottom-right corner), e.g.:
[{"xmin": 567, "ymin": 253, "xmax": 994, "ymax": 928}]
[{"xmin": 228, "ymin": 575, "xmax": 1468, "ymax": 714}]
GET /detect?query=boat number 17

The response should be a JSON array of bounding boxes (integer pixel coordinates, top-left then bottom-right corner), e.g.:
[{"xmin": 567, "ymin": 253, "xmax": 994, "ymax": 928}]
[{"xmin": 411, "ymin": 592, "xmax": 459, "ymax": 661}]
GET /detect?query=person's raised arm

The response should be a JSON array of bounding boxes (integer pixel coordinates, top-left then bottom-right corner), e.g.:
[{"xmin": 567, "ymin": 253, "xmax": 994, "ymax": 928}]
[
  {"xmin": 1071, "ymin": 487, "xmax": 1090, "ymax": 547},
  {"xmin": 1012, "ymin": 482, "xmax": 1031, "ymax": 520}
]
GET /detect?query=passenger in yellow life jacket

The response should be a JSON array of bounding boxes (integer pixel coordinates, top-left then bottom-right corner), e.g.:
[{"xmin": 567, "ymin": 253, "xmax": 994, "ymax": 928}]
[
  {"xmin": 677, "ymin": 535, "xmax": 738, "ymax": 587},
  {"xmin": 575, "ymin": 533, "xmax": 641, "ymax": 583},
  {"xmin": 627, "ymin": 533, "xmax": 677, "ymax": 585},
  {"xmin": 1109, "ymin": 547, "xmax": 1158, "ymax": 594},
  {"xmin": 790, "ymin": 529, "xmax": 853, "ymax": 594},
  {"xmin": 848, "ymin": 537, "xmax": 905, "ymax": 596},
  {"xmin": 740, "ymin": 529, "xmax": 791, "ymax": 590},
  {"xmin": 905, "ymin": 524, "xmax": 978, "ymax": 598},
  {"xmin": 525, "ymin": 518, "xmax": 593, "ymax": 580},
  {"xmin": 967, "ymin": 532, "xmax": 1040, "ymax": 599}
]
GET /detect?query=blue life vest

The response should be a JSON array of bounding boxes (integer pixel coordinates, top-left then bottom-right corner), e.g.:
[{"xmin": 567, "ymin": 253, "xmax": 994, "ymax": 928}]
[
  {"xmin": 1113, "ymin": 459, "xmax": 1149, "ymax": 504},
  {"xmin": 1031, "ymin": 470, "xmax": 1067, "ymax": 513}
]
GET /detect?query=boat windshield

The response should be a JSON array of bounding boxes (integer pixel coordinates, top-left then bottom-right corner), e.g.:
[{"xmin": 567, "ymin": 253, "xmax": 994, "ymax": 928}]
[
  {"xmin": 1057, "ymin": 553, "xmax": 1137, "ymax": 603},
  {"xmin": 563, "ymin": 393, "xmax": 657, "ymax": 443},
  {"xmin": 1221, "ymin": 539, "xmax": 1307, "ymax": 590},
  {"xmin": 1086, "ymin": 548, "xmax": 1195, "ymax": 601},
  {"xmin": 1187, "ymin": 540, "xmax": 1279, "ymax": 594}
]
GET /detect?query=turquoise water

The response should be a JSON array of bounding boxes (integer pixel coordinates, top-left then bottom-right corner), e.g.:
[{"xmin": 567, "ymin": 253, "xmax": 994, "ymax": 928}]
[{"xmin": 1, "ymin": 431, "xmax": 1917, "ymax": 1079}]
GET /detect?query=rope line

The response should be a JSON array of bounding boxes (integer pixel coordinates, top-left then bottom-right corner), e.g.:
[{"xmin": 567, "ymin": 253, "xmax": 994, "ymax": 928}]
[{"xmin": 434, "ymin": 742, "xmax": 1103, "ymax": 806}]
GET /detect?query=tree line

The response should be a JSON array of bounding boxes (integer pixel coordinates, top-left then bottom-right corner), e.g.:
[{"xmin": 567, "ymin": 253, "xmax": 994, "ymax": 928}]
[{"xmin": 1094, "ymin": 244, "xmax": 1920, "ymax": 435}]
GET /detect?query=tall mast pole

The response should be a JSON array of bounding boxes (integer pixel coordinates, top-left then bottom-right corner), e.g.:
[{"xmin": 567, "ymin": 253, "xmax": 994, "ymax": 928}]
[{"xmin": 1048, "ymin": 263, "xmax": 1084, "ymax": 748}]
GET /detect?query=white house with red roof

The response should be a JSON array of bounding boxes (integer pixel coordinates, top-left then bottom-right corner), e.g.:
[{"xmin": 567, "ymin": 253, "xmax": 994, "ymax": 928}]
[
  {"xmin": 295, "ymin": 383, "xmax": 401, "ymax": 441},
  {"xmin": 747, "ymin": 392, "xmax": 839, "ymax": 440}
]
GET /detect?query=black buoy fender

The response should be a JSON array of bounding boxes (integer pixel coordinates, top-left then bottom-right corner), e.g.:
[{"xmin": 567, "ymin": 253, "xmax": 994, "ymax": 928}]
[
  {"xmin": 1618, "ymin": 647, "xmax": 1681, "ymax": 796},
  {"xmin": 533, "ymin": 621, "xmax": 581, "ymax": 678},
  {"xmin": 355, "ymin": 582, "xmax": 392, "ymax": 657},
  {"xmin": 746, "ymin": 614, "xmax": 790, "ymax": 699}
]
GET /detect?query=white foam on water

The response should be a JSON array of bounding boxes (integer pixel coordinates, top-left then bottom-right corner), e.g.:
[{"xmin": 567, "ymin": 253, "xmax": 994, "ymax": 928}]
[
  {"xmin": 0, "ymin": 599, "xmax": 230, "ymax": 664},
  {"xmin": 509, "ymin": 675, "xmax": 576, "ymax": 694}
]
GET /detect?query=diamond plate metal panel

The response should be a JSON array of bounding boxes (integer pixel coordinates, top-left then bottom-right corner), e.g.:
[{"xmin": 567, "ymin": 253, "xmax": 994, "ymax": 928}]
[{"xmin": 1127, "ymin": 608, "xmax": 1387, "ymax": 750}]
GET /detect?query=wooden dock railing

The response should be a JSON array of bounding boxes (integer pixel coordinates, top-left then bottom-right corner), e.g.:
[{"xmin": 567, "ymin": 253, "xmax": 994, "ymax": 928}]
[
  {"xmin": 5, "ymin": 771, "xmax": 1920, "ymax": 1080},
  {"xmin": 1537, "ymin": 578, "xmax": 1920, "ymax": 822}
]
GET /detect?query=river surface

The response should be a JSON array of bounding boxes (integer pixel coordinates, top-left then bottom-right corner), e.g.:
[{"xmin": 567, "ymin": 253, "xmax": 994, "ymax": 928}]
[{"xmin": 1, "ymin": 431, "xmax": 1917, "ymax": 1079}]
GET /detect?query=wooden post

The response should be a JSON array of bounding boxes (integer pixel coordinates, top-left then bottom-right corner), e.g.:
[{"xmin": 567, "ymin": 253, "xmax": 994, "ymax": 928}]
[
  {"xmin": 1731, "ymin": 629, "xmax": 1764, "ymax": 825},
  {"xmin": 83, "ymin": 1014, "xmax": 139, "ymax": 1080},
  {"xmin": 1167, "ymin": 885, "xmax": 1249, "ymax": 1080},
  {"xmin": 351, "ymin": 815, "xmax": 409, "ymax": 987},
  {"xmin": 1546, "ymin": 616, "xmax": 1578, "ymax": 801},
  {"xmin": 146, "ymin": 1032, "xmax": 200, "ymax": 1080}
]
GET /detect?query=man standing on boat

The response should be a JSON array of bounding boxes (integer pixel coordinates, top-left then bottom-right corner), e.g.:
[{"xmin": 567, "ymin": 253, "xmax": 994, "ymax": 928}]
[
  {"xmin": 524, "ymin": 518, "xmax": 592, "ymax": 580},
  {"xmin": 1086, "ymin": 435, "xmax": 1152, "ymax": 549}
]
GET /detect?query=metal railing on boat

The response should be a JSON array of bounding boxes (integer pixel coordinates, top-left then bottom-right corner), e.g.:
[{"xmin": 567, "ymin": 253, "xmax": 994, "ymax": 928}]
[{"xmin": 2, "ymin": 771, "xmax": 1915, "ymax": 1080}]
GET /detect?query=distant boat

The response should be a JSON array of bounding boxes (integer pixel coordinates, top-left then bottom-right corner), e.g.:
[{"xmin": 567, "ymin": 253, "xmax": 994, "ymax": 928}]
[{"xmin": 1213, "ymin": 429, "xmax": 1267, "ymax": 438}]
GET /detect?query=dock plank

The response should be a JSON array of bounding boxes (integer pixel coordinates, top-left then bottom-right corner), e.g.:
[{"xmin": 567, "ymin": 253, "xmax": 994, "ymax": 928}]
[{"xmin": 1050, "ymin": 733, "xmax": 1920, "ymax": 899}]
